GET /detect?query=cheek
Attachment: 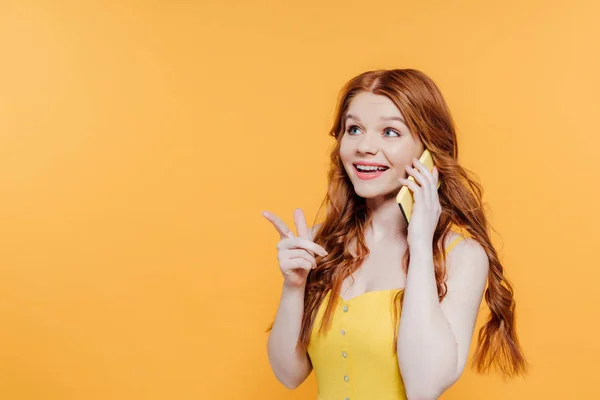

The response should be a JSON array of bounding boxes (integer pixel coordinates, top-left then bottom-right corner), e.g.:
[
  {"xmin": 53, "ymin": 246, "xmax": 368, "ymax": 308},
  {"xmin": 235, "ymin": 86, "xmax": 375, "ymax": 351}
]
[
  {"xmin": 392, "ymin": 158, "xmax": 412, "ymax": 171},
  {"xmin": 385, "ymin": 150, "xmax": 413, "ymax": 170},
  {"xmin": 338, "ymin": 142, "xmax": 352, "ymax": 163}
]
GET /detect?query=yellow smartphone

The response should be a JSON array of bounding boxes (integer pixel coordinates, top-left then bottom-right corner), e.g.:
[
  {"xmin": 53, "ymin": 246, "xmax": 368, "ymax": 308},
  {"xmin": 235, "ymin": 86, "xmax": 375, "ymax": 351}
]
[{"xmin": 396, "ymin": 149, "xmax": 440, "ymax": 224}]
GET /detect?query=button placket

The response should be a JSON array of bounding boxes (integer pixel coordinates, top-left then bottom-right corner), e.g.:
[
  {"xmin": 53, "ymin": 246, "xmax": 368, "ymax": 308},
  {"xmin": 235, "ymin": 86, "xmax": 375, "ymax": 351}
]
[{"xmin": 339, "ymin": 300, "xmax": 351, "ymax": 397}]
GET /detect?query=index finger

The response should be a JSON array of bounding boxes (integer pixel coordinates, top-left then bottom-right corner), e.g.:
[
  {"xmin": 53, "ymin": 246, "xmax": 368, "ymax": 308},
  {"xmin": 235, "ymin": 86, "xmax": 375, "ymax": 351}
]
[{"xmin": 261, "ymin": 210, "xmax": 295, "ymax": 239}]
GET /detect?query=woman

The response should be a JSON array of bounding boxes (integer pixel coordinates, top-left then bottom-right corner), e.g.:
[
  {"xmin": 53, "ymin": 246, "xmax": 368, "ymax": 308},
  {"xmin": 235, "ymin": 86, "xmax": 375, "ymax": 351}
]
[{"xmin": 262, "ymin": 69, "xmax": 527, "ymax": 399}]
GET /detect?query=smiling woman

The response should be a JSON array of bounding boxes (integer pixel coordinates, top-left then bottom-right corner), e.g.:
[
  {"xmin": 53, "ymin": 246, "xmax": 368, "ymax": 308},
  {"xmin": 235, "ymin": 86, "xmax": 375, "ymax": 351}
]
[
  {"xmin": 264, "ymin": 69, "xmax": 527, "ymax": 400},
  {"xmin": 340, "ymin": 91, "xmax": 427, "ymax": 198}
]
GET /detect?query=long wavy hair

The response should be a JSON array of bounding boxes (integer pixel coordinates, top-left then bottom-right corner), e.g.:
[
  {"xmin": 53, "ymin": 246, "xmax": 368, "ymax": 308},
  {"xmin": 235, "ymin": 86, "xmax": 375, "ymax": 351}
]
[{"xmin": 268, "ymin": 69, "xmax": 527, "ymax": 377}]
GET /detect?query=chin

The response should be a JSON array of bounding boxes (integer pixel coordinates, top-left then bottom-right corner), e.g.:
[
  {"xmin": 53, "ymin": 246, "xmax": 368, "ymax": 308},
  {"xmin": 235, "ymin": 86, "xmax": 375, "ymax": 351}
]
[
  {"xmin": 352, "ymin": 182, "xmax": 401, "ymax": 200},
  {"xmin": 352, "ymin": 185, "xmax": 388, "ymax": 198}
]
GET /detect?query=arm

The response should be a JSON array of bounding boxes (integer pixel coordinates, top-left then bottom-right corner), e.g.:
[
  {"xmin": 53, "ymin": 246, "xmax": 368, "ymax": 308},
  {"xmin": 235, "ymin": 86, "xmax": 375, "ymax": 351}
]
[
  {"xmin": 397, "ymin": 236, "xmax": 489, "ymax": 399},
  {"xmin": 267, "ymin": 282, "xmax": 313, "ymax": 389},
  {"xmin": 266, "ymin": 224, "xmax": 320, "ymax": 389}
]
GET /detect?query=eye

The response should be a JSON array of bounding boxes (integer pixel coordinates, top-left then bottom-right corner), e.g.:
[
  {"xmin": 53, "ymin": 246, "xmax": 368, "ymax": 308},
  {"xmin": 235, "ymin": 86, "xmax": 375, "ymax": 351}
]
[
  {"xmin": 346, "ymin": 125, "xmax": 361, "ymax": 135},
  {"xmin": 383, "ymin": 128, "xmax": 401, "ymax": 137},
  {"xmin": 345, "ymin": 125, "xmax": 401, "ymax": 137}
]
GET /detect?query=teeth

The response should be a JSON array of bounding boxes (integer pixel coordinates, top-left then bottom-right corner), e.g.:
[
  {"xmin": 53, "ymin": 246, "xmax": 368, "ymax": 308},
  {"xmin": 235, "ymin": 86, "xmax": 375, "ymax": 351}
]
[{"xmin": 356, "ymin": 165, "xmax": 388, "ymax": 171}]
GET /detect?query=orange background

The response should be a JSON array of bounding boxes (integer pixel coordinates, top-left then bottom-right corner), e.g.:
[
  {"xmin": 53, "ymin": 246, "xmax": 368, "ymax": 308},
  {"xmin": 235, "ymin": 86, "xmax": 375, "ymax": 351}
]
[{"xmin": 1, "ymin": 1, "xmax": 599, "ymax": 399}]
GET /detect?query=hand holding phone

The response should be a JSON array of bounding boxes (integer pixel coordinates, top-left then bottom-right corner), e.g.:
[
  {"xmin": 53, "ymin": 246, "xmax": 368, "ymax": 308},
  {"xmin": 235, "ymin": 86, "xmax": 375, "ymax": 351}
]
[{"xmin": 396, "ymin": 149, "xmax": 441, "ymax": 224}]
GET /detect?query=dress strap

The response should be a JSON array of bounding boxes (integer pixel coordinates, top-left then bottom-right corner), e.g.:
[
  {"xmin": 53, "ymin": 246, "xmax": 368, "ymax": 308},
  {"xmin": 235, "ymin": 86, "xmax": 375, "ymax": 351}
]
[
  {"xmin": 444, "ymin": 225, "xmax": 472, "ymax": 255},
  {"xmin": 445, "ymin": 235, "xmax": 465, "ymax": 255}
]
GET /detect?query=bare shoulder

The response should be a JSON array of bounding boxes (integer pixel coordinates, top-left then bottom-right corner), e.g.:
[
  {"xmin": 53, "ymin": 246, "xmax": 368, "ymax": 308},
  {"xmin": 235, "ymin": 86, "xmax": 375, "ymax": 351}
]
[{"xmin": 444, "ymin": 231, "xmax": 489, "ymax": 285}]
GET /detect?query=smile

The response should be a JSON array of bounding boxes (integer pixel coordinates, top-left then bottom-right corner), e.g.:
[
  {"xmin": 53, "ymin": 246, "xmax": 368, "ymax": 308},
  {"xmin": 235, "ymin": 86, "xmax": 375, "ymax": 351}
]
[{"xmin": 353, "ymin": 164, "xmax": 389, "ymax": 180}]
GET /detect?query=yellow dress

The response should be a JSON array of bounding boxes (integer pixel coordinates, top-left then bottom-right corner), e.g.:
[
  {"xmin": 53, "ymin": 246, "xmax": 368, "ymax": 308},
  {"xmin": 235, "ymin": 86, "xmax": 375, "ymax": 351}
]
[{"xmin": 307, "ymin": 226, "xmax": 471, "ymax": 400}]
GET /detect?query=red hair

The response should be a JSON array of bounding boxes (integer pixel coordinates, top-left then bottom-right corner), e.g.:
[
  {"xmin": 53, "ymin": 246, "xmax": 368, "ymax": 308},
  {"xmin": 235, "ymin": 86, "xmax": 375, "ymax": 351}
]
[{"xmin": 269, "ymin": 69, "xmax": 527, "ymax": 377}]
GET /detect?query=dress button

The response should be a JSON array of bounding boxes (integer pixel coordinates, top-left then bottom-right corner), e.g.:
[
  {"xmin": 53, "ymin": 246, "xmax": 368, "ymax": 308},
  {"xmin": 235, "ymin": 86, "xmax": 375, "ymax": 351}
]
[
  {"xmin": 342, "ymin": 305, "xmax": 349, "ymax": 312},
  {"xmin": 342, "ymin": 351, "xmax": 348, "ymax": 358},
  {"xmin": 340, "ymin": 329, "xmax": 346, "ymax": 336},
  {"xmin": 344, "ymin": 375, "xmax": 349, "ymax": 382}
]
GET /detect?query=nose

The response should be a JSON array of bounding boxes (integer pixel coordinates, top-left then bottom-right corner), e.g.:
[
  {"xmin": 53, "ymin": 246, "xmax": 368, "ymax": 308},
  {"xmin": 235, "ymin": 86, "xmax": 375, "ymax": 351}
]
[{"xmin": 356, "ymin": 133, "xmax": 378, "ymax": 155}]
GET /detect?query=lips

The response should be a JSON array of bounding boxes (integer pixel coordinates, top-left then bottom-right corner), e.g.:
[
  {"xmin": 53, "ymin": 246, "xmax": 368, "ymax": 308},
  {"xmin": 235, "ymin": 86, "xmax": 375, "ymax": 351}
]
[
  {"xmin": 353, "ymin": 164, "xmax": 389, "ymax": 180},
  {"xmin": 353, "ymin": 163, "xmax": 389, "ymax": 172},
  {"xmin": 353, "ymin": 162, "xmax": 389, "ymax": 169}
]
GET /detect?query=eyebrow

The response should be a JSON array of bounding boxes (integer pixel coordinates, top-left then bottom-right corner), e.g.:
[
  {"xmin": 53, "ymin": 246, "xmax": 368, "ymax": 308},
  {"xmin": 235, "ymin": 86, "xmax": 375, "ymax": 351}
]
[{"xmin": 345, "ymin": 114, "xmax": 406, "ymax": 124}]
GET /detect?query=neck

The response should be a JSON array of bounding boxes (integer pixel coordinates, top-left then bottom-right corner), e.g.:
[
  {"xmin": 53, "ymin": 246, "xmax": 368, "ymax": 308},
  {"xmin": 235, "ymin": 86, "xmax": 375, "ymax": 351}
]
[{"xmin": 364, "ymin": 194, "xmax": 408, "ymax": 243}]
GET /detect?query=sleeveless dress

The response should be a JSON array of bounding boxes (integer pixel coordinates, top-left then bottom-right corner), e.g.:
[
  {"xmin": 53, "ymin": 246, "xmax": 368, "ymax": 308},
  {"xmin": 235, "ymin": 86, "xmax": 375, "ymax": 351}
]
[{"xmin": 306, "ymin": 225, "xmax": 472, "ymax": 400}]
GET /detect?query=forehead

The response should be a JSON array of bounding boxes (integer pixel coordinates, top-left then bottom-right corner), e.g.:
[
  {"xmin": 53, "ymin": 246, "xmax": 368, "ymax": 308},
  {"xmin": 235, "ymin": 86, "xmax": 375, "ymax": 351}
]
[{"xmin": 346, "ymin": 92, "xmax": 403, "ymax": 120}]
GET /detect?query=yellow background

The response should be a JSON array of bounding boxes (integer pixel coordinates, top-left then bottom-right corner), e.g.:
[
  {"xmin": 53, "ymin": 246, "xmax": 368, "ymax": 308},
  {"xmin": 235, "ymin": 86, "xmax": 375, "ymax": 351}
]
[{"xmin": 1, "ymin": 1, "xmax": 598, "ymax": 399}]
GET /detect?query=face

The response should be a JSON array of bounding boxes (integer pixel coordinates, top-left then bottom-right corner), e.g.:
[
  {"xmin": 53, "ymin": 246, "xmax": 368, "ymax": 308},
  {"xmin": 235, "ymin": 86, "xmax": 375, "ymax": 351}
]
[{"xmin": 339, "ymin": 91, "xmax": 425, "ymax": 200}]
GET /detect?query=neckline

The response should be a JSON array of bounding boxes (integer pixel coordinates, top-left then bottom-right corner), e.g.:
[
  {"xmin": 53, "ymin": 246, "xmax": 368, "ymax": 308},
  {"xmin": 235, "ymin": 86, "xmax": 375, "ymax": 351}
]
[
  {"xmin": 323, "ymin": 226, "xmax": 466, "ymax": 304},
  {"xmin": 328, "ymin": 287, "xmax": 405, "ymax": 303}
]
